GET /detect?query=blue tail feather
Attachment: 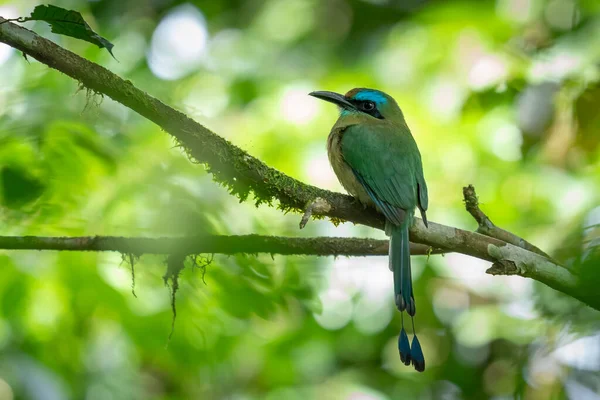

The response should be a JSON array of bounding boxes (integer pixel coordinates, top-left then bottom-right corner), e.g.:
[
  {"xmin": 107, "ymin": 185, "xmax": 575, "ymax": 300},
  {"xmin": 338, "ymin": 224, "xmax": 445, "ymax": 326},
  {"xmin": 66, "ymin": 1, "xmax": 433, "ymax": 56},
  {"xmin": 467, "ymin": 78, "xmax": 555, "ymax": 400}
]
[
  {"xmin": 390, "ymin": 222, "xmax": 415, "ymax": 315},
  {"xmin": 410, "ymin": 333, "xmax": 425, "ymax": 372},
  {"xmin": 398, "ymin": 326, "xmax": 411, "ymax": 365},
  {"xmin": 391, "ymin": 221, "xmax": 425, "ymax": 372}
]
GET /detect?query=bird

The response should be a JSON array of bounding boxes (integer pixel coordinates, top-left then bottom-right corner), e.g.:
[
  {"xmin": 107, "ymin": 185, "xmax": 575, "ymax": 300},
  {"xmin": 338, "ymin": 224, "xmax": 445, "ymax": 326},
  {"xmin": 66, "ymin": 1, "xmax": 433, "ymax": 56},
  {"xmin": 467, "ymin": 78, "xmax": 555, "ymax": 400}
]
[{"xmin": 309, "ymin": 88, "xmax": 429, "ymax": 372}]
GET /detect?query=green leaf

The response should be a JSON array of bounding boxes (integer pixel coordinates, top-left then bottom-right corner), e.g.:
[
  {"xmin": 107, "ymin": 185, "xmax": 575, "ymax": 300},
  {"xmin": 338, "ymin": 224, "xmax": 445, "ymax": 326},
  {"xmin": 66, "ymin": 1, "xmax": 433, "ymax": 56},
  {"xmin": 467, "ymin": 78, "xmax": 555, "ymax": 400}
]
[
  {"xmin": 1, "ymin": 166, "xmax": 45, "ymax": 208},
  {"xmin": 23, "ymin": 5, "xmax": 115, "ymax": 58}
]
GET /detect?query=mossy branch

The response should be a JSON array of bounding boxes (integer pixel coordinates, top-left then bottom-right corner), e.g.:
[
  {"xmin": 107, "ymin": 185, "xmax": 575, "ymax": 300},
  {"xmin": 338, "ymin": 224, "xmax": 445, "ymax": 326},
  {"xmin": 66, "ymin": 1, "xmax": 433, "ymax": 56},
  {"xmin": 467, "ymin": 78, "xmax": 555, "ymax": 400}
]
[
  {"xmin": 0, "ymin": 234, "xmax": 442, "ymax": 256},
  {"xmin": 0, "ymin": 18, "xmax": 595, "ymax": 311}
]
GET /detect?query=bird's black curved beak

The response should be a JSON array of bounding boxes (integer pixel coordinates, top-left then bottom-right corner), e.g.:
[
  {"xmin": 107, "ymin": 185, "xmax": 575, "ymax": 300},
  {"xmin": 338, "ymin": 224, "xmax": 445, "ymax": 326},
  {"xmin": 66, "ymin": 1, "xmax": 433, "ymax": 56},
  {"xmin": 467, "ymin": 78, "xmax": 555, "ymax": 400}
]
[{"xmin": 309, "ymin": 91, "xmax": 356, "ymax": 110}]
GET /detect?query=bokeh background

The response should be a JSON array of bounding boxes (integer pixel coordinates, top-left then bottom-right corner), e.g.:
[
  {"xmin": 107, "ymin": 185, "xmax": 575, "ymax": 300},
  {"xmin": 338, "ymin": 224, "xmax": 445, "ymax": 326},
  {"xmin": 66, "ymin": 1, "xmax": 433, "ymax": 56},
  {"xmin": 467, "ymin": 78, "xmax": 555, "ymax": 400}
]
[{"xmin": 1, "ymin": 0, "xmax": 599, "ymax": 399}]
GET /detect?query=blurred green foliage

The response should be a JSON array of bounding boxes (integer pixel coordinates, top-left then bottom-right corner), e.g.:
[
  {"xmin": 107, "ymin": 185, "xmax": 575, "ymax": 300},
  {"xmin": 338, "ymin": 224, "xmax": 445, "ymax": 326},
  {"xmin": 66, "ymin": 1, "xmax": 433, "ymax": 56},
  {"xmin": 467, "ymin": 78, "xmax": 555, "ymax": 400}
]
[{"xmin": 0, "ymin": 0, "xmax": 599, "ymax": 399}]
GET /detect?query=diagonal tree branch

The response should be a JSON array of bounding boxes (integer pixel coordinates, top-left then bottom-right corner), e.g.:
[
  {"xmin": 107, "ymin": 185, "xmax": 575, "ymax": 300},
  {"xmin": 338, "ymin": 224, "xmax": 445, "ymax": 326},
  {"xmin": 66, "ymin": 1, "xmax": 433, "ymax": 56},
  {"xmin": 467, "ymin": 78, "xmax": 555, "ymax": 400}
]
[
  {"xmin": 0, "ymin": 234, "xmax": 442, "ymax": 256},
  {"xmin": 462, "ymin": 185, "xmax": 553, "ymax": 260},
  {"xmin": 0, "ymin": 18, "xmax": 593, "ymax": 310}
]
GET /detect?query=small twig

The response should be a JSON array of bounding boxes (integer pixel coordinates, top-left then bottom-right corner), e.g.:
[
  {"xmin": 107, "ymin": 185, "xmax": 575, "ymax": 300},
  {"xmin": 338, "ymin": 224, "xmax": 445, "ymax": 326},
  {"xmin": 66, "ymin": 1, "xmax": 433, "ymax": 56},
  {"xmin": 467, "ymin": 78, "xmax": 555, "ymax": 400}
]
[
  {"xmin": 201, "ymin": 254, "xmax": 212, "ymax": 285},
  {"xmin": 0, "ymin": 18, "xmax": 23, "ymax": 25},
  {"xmin": 188, "ymin": 254, "xmax": 213, "ymax": 285},
  {"xmin": 299, "ymin": 197, "xmax": 331, "ymax": 229},
  {"xmin": 463, "ymin": 185, "xmax": 554, "ymax": 260}
]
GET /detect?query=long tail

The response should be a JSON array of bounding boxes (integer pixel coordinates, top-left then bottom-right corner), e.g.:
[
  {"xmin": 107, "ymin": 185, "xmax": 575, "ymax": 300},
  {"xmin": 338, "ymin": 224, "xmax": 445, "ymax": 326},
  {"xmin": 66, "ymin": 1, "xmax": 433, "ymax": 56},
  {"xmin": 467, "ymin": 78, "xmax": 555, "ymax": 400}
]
[{"xmin": 390, "ymin": 222, "xmax": 425, "ymax": 372}]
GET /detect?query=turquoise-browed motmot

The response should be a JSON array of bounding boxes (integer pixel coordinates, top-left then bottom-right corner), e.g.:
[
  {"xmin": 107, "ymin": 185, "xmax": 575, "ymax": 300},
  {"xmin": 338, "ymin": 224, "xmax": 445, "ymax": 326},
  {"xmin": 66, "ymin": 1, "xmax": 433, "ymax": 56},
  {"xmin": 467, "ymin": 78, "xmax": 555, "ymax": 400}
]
[{"xmin": 310, "ymin": 88, "xmax": 429, "ymax": 372}]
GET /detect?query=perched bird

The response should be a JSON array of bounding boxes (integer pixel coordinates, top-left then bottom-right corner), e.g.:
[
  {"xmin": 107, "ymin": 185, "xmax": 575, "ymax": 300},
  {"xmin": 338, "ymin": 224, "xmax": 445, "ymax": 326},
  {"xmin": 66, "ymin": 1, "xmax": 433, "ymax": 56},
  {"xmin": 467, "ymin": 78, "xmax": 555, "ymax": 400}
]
[{"xmin": 310, "ymin": 88, "xmax": 429, "ymax": 372}]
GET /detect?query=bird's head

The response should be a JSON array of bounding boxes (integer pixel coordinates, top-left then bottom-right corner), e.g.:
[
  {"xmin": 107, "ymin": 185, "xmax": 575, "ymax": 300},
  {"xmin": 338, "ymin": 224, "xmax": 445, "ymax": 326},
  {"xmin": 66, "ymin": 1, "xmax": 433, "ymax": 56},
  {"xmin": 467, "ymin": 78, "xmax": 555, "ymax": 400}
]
[{"xmin": 309, "ymin": 88, "xmax": 405, "ymax": 122}]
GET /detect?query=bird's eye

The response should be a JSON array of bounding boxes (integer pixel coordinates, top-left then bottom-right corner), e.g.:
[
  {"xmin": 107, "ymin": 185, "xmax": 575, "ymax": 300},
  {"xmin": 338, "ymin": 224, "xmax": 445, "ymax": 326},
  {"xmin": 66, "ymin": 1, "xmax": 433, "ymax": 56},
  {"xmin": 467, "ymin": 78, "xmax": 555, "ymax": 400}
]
[{"xmin": 362, "ymin": 101, "xmax": 376, "ymax": 111}]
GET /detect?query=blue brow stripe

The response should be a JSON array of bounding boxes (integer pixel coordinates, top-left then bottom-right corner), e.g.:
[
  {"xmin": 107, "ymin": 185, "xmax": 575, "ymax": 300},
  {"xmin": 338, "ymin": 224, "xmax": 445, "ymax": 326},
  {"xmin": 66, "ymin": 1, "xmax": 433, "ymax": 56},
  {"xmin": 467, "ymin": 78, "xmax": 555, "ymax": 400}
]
[{"xmin": 353, "ymin": 91, "xmax": 388, "ymax": 104}]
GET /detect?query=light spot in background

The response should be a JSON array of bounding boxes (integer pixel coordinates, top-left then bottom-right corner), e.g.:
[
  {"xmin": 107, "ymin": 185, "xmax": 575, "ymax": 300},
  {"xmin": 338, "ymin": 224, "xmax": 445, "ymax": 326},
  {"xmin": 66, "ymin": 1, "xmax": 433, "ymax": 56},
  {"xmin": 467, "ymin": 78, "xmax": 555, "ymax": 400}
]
[
  {"xmin": 127, "ymin": 285, "xmax": 170, "ymax": 316},
  {"xmin": 98, "ymin": 253, "xmax": 134, "ymax": 291},
  {"xmin": 375, "ymin": 47, "xmax": 416, "ymax": 87},
  {"xmin": 148, "ymin": 4, "xmax": 209, "ymax": 80},
  {"xmin": 529, "ymin": 52, "xmax": 582, "ymax": 82},
  {"xmin": 292, "ymin": 341, "xmax": 334, "ymax": 381},
  {"xmin": 584, "ymin": 206, "xmax": 600, "ymax": 229},
  {"xmin": 422, "ymin": 76, "xmax": 466, "ymax": 122},
  {"xmin": 352, "ymin": 258, "xmax": 394, "ymax": 335},
  {"xmin": 534, "ymin": 167, "xmax": 593, "ymax": 223},
  {"xmin": 430, "ymin": 381, "xmax": 463, "ymax": 400},
  {"xmin": 455, "ymin": 29, "xmax": 487, "ymax": 78},
  {"xmin": 468, "ymin": 54, "xmax": 508, "ymax": 90},
  {"xmin": 0, "ymin": 378, "xmax": 13, "ymax": 400},
  {"xmin": 106, "ymin": 30, "xmax": 147, "ymax": 74},
  {"xmin": 253, "ymin": 0, "xmax": 315, "ymax": 43},
  {"xmin": 11, "ymin": 357, "xmax": 68, "ymax": 400},
  {"xmin": 483, "ymin": 359, "xmax": 517, "ymax": 395},
  {"xmin": 326, "ymin": 258, "xmax": 360, "ymax": 293},
  {"xmin": 583, "ymin": 206, "xmax": 600, "ymax": 255},
  {"xmin": 83, "ymin": 321, "xmax": 137, "ymax": 373},
  {"xmin": 86, "ymin": 384, "xmax": 116, "ymax": 400},
  {"xmin": 527, "ymin": 348, "xmax": 564, "ymax": 386},
  {"xmin": 497, "ymin": 276, "xmax": 533, "ymax": 303},
  {"xmin": 26, "ymin": 284, "xmax": 65, "ymax": 336},
  {"xmin": 183, "ymin": 74, "xmax": 230, "ymax": 118},
  {"xmin": 353, "ymin": 294, "xmax": 393, "ymax": 335},
  {"xmin": 453, "ymin": 307, "xmax": 495, "ymax": 347},
  {"xmin": 231, "ymin": 335, "xmax": 265, "ymax": 381},
  {"xmin": 564, "ymin": 380, "xmax": 600, "ymax": 400},
  {"xmin": 454, "ymin": 342, "xmax": 491, "ymax": 366},
  {"xmin": 432, "ymin": 286, "xmax": 470, "ymax": 324},
  {"xmin": 360, "ymin": 0, "xmax": 389, "ymax": 5},
  {"xmin": 206, "ymin": 29, "xmax": 266, "ymax": 76},
  {"xmin": 264, "ymin": 388, "xmax": 305, "ymax": 400},
  {"xmin": 0, "ymin": 6, "xmax": 17, "ymax": 67},
  {"xmin": 479, "ymin": 112, "xmax": 523, "ymax": 162},
  {"xmin": 280, "ymin": 84, "xmax": 319, "ymax": 124},
  {"xmin": 315, "ymin": 256, "xmax": 391, "ymax": 330},
  {"xmin": 554, "ymin": 334, "xmax": 600, "ymax": 371},
  {"xmin": 545, "ymin": 0, "xmax": 579, "ymax": 31},
  {"xmin": 489, "ymin": 124, "xmax": 523, "ymax": 161},
  {"xmin": 303, "ymin": 147, "xmax": 338, "ymax": 189},
  {"xmin": 439, "ymin": 143, "xmax": 475, "ymax": 179},
  {"xmin": 437, "ymin": 253, "xmax": 493, "ymax": 295},
  {"xmin": 375, "ymin": 23, "xmax": 427, "ymax": 87},
  {"xmin": 502, "ymin": 299, "xmax": 538, "ymax": 320},
  {"xmin": 344, "ymin": 387, "xmax": 388, "ymax": 400},
  {"xmin": 0, "ymin": 42, "xmax": 12, "ymax": 67},
  {"xmin": 97, "ymin": 254, "xmax": 167, "ymax": 315},
  {"xmin": 438, "ymin": 254, "xmax": 533, "ymax": 303},
  {"xmin": 313, "ymin": 288, "xmax": 353, "ymax": 330},
  {"xmin": 222, "ymin": 198, "xmax": 258, "ymax": 234},
  {"xmin": 496, "ymin": 0, "xmax": 535, "ymax": 23},
  {"xmin": 557, "ymin": 182, "xmax": 594, "ymax": 220}
]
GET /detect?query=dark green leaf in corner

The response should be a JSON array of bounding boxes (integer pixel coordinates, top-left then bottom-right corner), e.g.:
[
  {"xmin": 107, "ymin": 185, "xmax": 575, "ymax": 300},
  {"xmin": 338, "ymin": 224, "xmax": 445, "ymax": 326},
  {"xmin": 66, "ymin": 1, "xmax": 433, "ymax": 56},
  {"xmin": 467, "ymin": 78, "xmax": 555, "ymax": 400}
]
[
  {"xmin": 1, "ymin": 167, "xmax": 45, "ymax": 208},
  {"xmin": 24, "ymin": 4, "xmax": 115, "ymax": 59}
]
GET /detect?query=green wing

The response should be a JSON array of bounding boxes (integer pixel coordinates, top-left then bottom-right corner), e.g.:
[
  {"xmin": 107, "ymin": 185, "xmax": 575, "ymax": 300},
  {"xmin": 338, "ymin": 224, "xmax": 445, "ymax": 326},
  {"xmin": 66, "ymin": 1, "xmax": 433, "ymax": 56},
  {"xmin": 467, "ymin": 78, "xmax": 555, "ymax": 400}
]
[
  {"xmin": 416, "ymin": 159, "xmax": 428, "ymax": 225},
  {"xmin": 341, "ymin": 123, "xmax": 426, "ymax": 226}
]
